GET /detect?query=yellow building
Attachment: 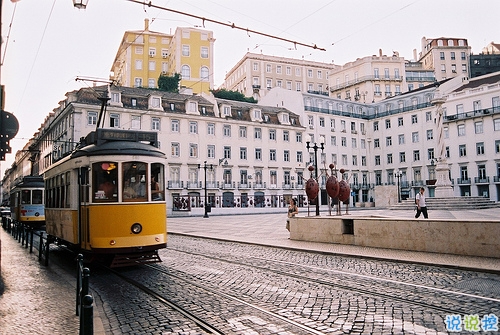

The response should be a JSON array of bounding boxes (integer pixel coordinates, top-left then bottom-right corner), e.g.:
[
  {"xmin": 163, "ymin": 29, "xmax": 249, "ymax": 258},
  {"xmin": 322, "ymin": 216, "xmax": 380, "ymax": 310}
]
[{"xmin": 110, "ymin": 19, "xmax": 215, "ymax": 94}]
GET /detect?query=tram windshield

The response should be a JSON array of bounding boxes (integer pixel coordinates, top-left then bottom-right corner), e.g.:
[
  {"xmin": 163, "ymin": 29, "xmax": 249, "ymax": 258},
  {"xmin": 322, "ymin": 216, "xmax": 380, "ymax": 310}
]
[
  {"xmin": 92, "ymin": 161, "xmax": 164, "ymax": 203},
  {"xmin": 21, "ymin": 190, "xmax": 31, "ymax": 204},
  {"xmin": 93, "ymin": 162, "xmax": 118, "ymax": 202},
  {"xmin": 122, "ymin": 162, "xmax": 147, "ymax": 201},
  {"xmin": 32, "ymin": 190, "xmax": 43, "ymax": 204}
]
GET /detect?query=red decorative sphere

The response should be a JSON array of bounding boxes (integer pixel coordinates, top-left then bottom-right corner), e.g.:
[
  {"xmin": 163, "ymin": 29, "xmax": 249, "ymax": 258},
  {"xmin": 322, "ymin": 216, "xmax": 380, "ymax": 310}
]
[
  {"xmin": 339, "ymin": 168, "xmax": 345, "ymax": 174},
  {"xmin": 338, "ymin": 180, "xmax": 350, "ymax": 202},
  {"xmin": 329, "ymin": 163, "xmax": 335, "ymax": 169},
  {"xmin": 326, "ymin": 175, "xmax": 340, "ymax": 198},
  {"xmin": 308, "ymin": 165, "xmax": 315, "ymax": 172},
  {"xmin": 305, "ymin": 178, "xmax": 319, "ymax": 200}
]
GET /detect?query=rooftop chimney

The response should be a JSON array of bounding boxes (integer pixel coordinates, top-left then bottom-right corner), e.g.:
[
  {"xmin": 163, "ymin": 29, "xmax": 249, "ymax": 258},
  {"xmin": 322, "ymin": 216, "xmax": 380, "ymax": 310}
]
[{"xmin": 145, "ymin": 19, "xmax": 149, "ymax": 31}]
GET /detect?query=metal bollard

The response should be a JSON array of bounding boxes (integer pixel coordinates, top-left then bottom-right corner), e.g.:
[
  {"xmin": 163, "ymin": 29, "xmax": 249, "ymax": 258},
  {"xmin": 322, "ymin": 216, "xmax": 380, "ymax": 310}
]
[
  {"xmin": 38, "ymin": 232, "xmax": 44, "ymax": 262},
  {"xmin": 76, "ymin": 254, "xmax": 83, "ymax": 316},
  {"xmin": 24, "ymin": 228, "xmax": 30, "ymax": 249},
  {"xmin": 80, "ymin": 295, "xmax": 94, "ymax": 335},
  {"xmin": 43, "ymin": 235, "xmax": 50, "ymax": 266},
  {"xmin": 29, "ymin": 229, "xmax": 34, "ymax": 253}
]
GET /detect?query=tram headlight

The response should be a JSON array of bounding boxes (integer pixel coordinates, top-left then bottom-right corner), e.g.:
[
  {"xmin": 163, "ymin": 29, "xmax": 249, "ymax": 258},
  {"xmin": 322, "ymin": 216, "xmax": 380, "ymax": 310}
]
[{"xmin": 131, "ymin": 223, "xmax": 142, "ymax": 234}]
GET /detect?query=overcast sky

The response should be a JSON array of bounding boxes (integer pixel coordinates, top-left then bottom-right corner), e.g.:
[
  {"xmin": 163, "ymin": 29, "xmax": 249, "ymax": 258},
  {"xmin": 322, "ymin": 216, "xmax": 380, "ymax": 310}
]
[{"xmin": 1, "ymin": 0, "xmax": 498, "ymax": 176}]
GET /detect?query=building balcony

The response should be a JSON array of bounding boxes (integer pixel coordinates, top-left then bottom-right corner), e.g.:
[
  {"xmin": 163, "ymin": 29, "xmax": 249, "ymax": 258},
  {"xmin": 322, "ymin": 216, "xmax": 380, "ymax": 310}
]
[
  {"xmin": 167, "ymin": 181, "xmax": 183, "ymax": 189},
  {"xmin": 186, "ymin": 181, "xmax": 202, "ymax": 190},
  {"xmin": 494, "ymin": 176, "xmax": 500, "ymax": 183},
  {"xmin": 221, "ymin": 182, "xmax": 236, "ymax": 190},
  {"xmin": 456, "ymin": 178, "xmax": 471, "ymax": 185},
  {"xmin": 474, "ymin": 177, "xmax": 490, "ymax": 184},
  {"xmin": 238, "ymin": 182, "xmax": 252, "ymax": 189},
  {"xmin": 207, "ymin": 182, "xmax": 218, "ymax": 189},
  {"xmin": 411, "ymin": 180, "xmax": 424, "ymax": 186},
  {"xmin": 253, "ymin": 182, "xmax": 266, "ymax": 190}
]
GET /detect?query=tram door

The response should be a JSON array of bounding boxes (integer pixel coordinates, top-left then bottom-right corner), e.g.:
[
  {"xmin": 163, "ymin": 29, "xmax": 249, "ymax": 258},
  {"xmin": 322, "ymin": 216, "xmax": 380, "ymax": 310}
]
[{"xmin": 79, "ymin": 167, "xmax": 91, "ymax": 250}]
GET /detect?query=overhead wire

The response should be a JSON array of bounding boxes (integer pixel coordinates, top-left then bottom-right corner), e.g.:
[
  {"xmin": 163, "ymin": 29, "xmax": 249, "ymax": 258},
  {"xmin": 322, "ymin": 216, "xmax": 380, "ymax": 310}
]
[
  {"xmin": 126, "ymin": 0, "xmax": 326, "ymax": 51},
  {"xmin": 1, "ymin": 0, "xmax": 19, "ymax": 66}
]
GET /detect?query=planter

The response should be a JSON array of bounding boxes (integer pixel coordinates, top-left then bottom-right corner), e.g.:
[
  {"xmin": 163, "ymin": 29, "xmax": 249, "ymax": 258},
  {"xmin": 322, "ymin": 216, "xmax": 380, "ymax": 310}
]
[
  {"xmin": 355, "ymin": 202, "xmax": 365, "ymax": 207},
  {"xmin": 366, "ymin": 202, "xmax": 375, "ymax": 207}
]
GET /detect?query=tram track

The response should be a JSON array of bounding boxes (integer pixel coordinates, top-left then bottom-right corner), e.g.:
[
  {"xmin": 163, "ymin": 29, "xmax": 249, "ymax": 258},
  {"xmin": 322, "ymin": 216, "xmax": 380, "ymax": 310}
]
[
  {"xmin": 102, "ymin": 263, "xmax": 329, "ymax": 335},
  {"xmin": 103, "ymin": 265, "xmax": 225, "ymax": 335},
  {"xmin": 164, "ymin": 245, "xmax": 499, "ymax": 317}
]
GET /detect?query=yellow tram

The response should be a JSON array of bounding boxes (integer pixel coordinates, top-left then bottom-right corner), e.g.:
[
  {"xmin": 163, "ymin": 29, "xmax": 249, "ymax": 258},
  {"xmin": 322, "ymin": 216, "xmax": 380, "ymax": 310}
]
[
  {"xmin": 44, "ymin": 129, "xmax": 167, "ymax": 266},
  {"xmin": 10, "ymin": 176, "xmax": 45, "ymax": 227}
]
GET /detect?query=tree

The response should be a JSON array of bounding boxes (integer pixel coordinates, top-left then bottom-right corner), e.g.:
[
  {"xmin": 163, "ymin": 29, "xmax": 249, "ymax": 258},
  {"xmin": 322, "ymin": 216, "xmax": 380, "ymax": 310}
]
[
  {"xmin": 210, "ymin": 88, "xmax": 256, "ymax": 103},
  {"xmin": 158, "ymin": 73, "xmax": 181, "ymax": 92}
]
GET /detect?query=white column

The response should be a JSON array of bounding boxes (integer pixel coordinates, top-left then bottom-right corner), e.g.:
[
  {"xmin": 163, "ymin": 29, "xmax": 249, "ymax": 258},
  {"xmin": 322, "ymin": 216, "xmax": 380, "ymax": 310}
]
[{"xmin": 432, "ymin": 92, "xmax": 454, "ymax": 198}]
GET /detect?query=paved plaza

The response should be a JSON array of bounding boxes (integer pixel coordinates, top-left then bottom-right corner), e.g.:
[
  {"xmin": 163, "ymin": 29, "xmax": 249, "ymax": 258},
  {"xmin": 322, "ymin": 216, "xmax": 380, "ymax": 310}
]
[
  {"xmin": 0, "ymin": 207, "xmax": 499, "ymax": 334},
  {"xmin": 168, "ymin": 207, "xmax": 500, "ymax": 272}
]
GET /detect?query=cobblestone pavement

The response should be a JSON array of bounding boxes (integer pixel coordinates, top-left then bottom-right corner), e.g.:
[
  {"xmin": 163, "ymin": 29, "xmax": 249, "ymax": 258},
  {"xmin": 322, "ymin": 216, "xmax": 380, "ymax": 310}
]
[
  {"xmin": 91, "ymin": 234, "xmax": 500, "ymax": 334},
  {"xmin": 0, "ymin": 228, "xmax": 79, "ymax": 335}
]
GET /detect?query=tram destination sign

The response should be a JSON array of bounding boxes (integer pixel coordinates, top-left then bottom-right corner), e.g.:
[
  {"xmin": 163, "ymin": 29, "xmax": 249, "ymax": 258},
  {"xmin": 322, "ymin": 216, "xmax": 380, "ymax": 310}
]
[{"xmin": 88, "ymin": 129, "xmax": 158, "ymax": 146}]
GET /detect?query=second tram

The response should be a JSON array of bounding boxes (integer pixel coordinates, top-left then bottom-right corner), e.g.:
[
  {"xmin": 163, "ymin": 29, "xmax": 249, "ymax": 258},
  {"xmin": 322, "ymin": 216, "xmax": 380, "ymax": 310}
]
[{"xmin": 10, "ymin": 176, "xmax": 45, "ymax": 227}]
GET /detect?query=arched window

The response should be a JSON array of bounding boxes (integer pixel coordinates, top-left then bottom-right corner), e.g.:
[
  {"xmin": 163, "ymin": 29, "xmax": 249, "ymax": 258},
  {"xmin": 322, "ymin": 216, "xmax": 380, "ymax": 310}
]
[
  {"xmin": 200, "ymin": 66, "xmax": 209, "ymax": 81},
  {"xmin": 181, "ymin": 65, "xmax": 191, "ymax": 79}
]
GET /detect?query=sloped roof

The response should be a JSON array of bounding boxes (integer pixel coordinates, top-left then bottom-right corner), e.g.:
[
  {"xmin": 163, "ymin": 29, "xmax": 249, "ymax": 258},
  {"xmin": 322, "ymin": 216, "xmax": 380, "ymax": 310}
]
[{"xmin": 451, "ymin": 72, "xmax": 500, "ymax": 92}]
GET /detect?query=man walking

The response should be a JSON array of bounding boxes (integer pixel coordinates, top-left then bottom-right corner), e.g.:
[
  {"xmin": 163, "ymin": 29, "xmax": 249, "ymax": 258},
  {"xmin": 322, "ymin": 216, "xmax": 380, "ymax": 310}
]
[{"xmin": 415, "ymin": 187, "xmax": 428, "ymax": 219}]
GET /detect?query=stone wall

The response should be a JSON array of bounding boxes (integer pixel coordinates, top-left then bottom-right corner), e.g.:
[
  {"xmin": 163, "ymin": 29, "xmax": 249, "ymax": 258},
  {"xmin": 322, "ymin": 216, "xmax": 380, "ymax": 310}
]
[{"xmin": 289, "ymin": 216, "xmax": 500, "ymax": 258}]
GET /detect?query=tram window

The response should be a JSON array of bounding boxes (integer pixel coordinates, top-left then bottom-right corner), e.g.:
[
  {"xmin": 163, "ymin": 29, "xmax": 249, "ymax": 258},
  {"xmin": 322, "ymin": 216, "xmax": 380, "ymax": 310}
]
[
  {"xmin": 151, "ymin": 163, "xmax": 165, "ymax": 201},
  {"xmin": 122, "ymin": 162, "xmax": 147, "ymax": 201},
  {"xmin": 93, "ymin": 162, "xmax": 118, "ymax": 202},
  {"xmin": 32, "ymin": 190, "xmax": 43, "ymax": 205},
  {"xmin": 21, "ymin": 190, "xmax": 31, "ymax": 204},
  {"xmin": 55, "ymin": 175, "xmax": 61, "ymax": 208},
  {"xmin": 65, "ymin": 171, "xmax": 71, "ymax": 207}
]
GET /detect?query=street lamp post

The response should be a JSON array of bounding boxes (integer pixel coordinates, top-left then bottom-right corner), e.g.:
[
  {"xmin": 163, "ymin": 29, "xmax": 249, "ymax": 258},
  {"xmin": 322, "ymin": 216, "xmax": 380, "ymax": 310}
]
[
  {"xmin": 198, "ymin": 161, "xmax": 213, "ymax": 218},
  {"xmin": 306, "ymin": 137, "xmax": 324, "ymax": 216},
  {"xmin": 394, "ymin": 170, "xmax": 402, "ymax": 203}
]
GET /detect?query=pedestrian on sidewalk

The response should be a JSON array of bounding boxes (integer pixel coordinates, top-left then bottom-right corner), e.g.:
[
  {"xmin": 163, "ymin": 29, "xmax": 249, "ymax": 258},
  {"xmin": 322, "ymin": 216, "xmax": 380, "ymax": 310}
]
[
  {"xmin": 415, "ymin": 187, "xmax": 428, "ymax": 219},
  {"xmin": 286, "ymin": 198, "xmax": 298, "ymax": 231}
]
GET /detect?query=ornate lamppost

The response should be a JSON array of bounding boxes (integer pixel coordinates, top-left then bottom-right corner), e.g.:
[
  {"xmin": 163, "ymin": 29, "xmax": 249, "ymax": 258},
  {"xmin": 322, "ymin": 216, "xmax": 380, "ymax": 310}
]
[
  {"xmin": 394, "ymin": 170, "xmax": 402, "ymax": 203},
  {"xmin": 306, "ymin": 136, "xmax": 324, "ymax": 216},
  {"xmin": 198, "ymin": 161, "xmax": 213, "ymax": 218}
]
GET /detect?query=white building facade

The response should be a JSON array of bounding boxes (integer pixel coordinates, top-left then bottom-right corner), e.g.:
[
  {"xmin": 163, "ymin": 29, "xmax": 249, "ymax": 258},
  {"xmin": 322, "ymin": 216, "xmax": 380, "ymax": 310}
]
[{"xmin": 3, "ymin": 72, "xmax": 500, "ymax": 214}]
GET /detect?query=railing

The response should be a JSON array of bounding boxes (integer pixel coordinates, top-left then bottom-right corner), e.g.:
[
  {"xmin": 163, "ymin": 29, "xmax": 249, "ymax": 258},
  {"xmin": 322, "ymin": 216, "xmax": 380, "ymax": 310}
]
[
  {"xmin": 328, "ymin": 74, "xmax": 404, "ymax": 91},
  {"xmin": 457, "ymin": 178, "xmax": 471, "ymax": 185},
  {"xmin": 306, "ymin": 90, "xmax": 329, "ymax": 96},
  {"xmin": 76, "ymin": 254, "xmax": 93, "ymax": 335},
  {"xmin": 1, "ymin": 216, "xmax": 50, "ymax": 266},
  {"xmin": 405, "ymin": 76, "xmax": 436, "ymax": 82},
  {"xmin": 474, "ymin": 177, "xmax": 490, "ymax": 184},
  {"xmin": 303, "ymin": 101, "xmax": 432, "ymax": 120},
  {"xmin": 445, "ymin": 106, "xmax": 500, "ymax": 122},
  {"xmin": 172, "ymin": 194, "xmax": 309, "ymax": 211}
]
